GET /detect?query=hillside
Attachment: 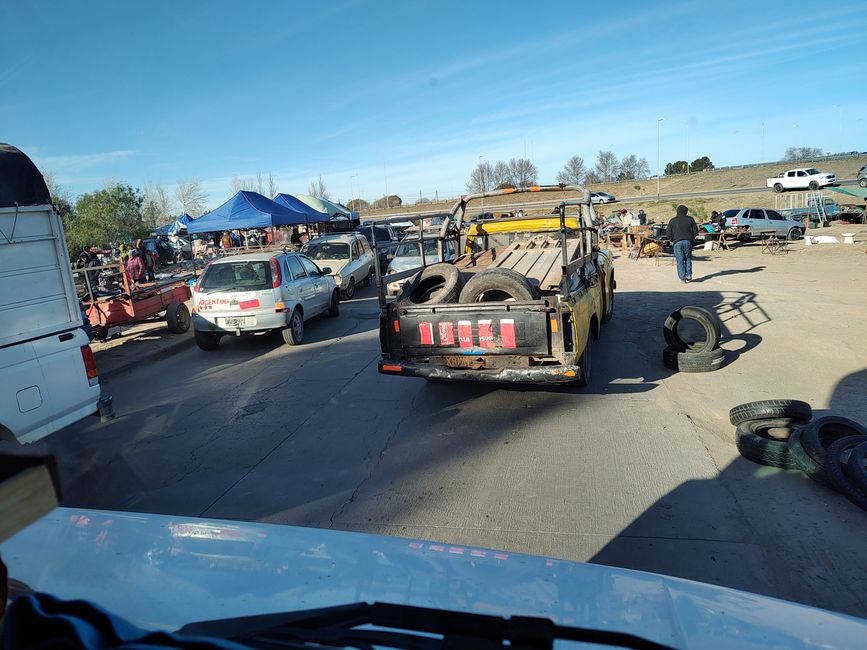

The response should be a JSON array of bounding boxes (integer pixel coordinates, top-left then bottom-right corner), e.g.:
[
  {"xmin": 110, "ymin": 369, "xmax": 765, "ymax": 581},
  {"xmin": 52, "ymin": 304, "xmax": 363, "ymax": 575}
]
[{"xmin": 361, "ymin": 156, "xmax": 867, "ymax": 222}]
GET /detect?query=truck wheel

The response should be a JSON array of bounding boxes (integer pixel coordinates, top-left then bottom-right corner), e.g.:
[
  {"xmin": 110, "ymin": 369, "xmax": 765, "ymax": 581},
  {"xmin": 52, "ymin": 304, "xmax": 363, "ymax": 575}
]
[
  {"xmin": 458, "ymin": 268, "xmax": 539, "ymax": 303},
  {"xmin": 808, "ymin": 180, "xmax": 819, "ymax": 190},
  {"xmin": 662, "ymin": 306, "xmax": 721, "ymax": 354},
  {"xmin": 662, "ymin": 347, "xmax": 725, "ymax": 372},
  {"xmin": 165, "ymin": 302, "xmax": 191, "ymax": 333},
  {"xmin": 728, "ymin": 399, "xmax": 812, "ymax": 426},
  {"xmin": 575, "ymin": 330, "xmax": 592, "ymax": 387},
  {"xmin": 398, "ymin": 263, "xmax": 463, "ymax": 304},
  {"xmin": 787, "ymin": 227, "xmax": 801, "ymax": 241},
  {"xmin": 601, "ymin": 275, "xmax": 614, "ymax": 323},
  {"xmin": 282, "ymin": 310, "xmax": 304, "ymax": 345},
  {"xmin": 773, "ymin": 183, "xmax": 784, "ymax": 193},
  {"xmin": 194, "ymin": 329, "xmax": 220, "ymax": 351}
]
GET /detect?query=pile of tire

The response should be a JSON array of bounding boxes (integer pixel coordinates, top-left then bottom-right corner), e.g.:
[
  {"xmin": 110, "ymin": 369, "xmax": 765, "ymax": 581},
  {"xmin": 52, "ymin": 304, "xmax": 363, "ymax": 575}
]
[
  {"xmin": 662, "ymin": 306, "xmax": 724, "ymax": 372},
  {"xmin": 396, "ymin": 264, "xmax": 539, "ymax": 304},
  {"xmin": 731, "ymin": 399, "xmax": 867, "ymax": 512}
]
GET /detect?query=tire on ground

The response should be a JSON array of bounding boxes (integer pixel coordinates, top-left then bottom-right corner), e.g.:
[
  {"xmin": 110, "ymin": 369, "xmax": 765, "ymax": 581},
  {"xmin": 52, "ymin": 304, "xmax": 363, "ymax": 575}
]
[
  {"xmin": 798, "ymin": 416, "xmax": 867, "ymax": 468},
  {"xmin": 824, "ymin": 435, "xmax": 867, "ymax": 512},
  {"xmin": 458, "ymin": 268, "xmax": 540, "ymax": 303},
  {"xmin": 789, "ymin": 426, "xmax": 830, "ymax": 485},
  {"xmin": 728, "ymin": 399, "xmax": 812, "ymax": 426},
  {"xmin": 663, "ymin": 306, "xmax": 721, "ymax": 353},
  {"xmin": 734, "ymin": 418, "xmax": 806, "ymax": 470},
  {"xmin": 662, "ymin": 346, "xmax": 724, "ymax": 372},
  {"xmin": 397, "ymin": 263, "xmax": 463, "ymax": 305},
  {"xmin": 194, "ymin": 329, "xmax": 220, "ymax": 351},
  {"xmin": 165, "ymin": 302, "xmax": 191, "ymax": 333},
  {"xmin": 845, "ymin": 441, "xmax": 867, "ymax": 494}
]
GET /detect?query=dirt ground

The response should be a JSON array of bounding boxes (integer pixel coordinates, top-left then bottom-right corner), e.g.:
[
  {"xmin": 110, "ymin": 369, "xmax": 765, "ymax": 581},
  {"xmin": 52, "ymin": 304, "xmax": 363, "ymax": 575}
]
[{"xmin": 607, "ymin": 222, "xmax": 867, "ymax": 615}]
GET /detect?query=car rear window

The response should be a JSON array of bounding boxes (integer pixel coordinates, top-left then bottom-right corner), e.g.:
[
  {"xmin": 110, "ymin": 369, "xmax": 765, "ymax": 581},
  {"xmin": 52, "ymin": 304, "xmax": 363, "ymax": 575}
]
[
  {"xmin": 199, "ymin": 261, "xmax": 271, "ymax": 292},
  {"xmin": 722, "ymin": 209, "xmax": 740, "ymax": 217}
]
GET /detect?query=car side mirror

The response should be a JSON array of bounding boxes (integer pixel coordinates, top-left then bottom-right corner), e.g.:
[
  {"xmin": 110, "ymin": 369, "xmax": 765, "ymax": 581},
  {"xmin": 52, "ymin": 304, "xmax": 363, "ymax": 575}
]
[{"xmin": 321, "ymin": 267, "xmax": 332, "ymax": 275}]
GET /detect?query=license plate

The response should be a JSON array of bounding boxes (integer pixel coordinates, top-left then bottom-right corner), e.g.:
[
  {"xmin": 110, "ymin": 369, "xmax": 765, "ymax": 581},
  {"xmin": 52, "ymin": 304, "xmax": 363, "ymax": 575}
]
[
  {"xmin": 220, "ymin": 316, "xmax": 255, "ymax": 327},
  {"xmin": 444, "ymin": 356, "xmax": 485, "ymax": 369}
]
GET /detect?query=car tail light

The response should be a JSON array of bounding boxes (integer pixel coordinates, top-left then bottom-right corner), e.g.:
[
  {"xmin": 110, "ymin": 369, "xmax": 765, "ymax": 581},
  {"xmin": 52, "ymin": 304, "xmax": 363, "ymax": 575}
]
[
  {"xmin": 270, "ymin": 258, "xmax": 282, "ymax": 288},
  {"xmin": 81, "ymin": 345, "xmax": 99, "ymax": 386},
  {"xmin": 731, "ymin": 217, "xmax": 738, "ymax": 225}
]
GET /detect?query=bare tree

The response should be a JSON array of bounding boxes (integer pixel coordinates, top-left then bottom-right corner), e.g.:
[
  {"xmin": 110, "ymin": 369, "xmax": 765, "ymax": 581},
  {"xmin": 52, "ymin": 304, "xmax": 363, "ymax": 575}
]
[
  {"xmin": 231, "ymin": 176, "xmax": 252, "ymax": 193},
  {"xmin": 618, "ymin": 154, "xmax": 642, "ymax": 180},
  {"xmin": 492, "ymin": 161, "xmax": 511, "ymax": 188},
  {"xmin": 783, "ymin": 146, "xmax": 824, "ymax": 162},
  {"xmin": 43, "ymin": 172, "xmax": 75, "ymax": 219},
  {"xmin": 466, "ymin": 161, "xmax": 494, "ymax": 193},
  {"xmin": 254, "ymin": 172, "xmax": 265, "ymax": 195},
  {"xmin": 635, "ymin": 157, "xmax": 651, "ymax": 179},
  {"xmin": 175, "ymin": 178, "xmax": 208, "ymax": 216},
  {"xmin": 268, "ymin": 173, "xmax": 278, "ymax": 198},
  {"xmin": 593, "ymin": 151, "xmax": 619, "ymax": 183},
  {"xmin": 508, "ymin": 158, "xmax": 538, "ymax": 189},
  {"xmin": 556, "ymin": 155, "xmax": 587, "ymax": 185},
  {"xmin": 584, "ymin": 169, "xmax": 601, "ymax": 184},
  {"xmin": 308, "ymin": 175, "xmax": 330, "ymax": 200},
  {"xmin": 142, "ymin": 181, "xmax": 175, "ymax": 227}
]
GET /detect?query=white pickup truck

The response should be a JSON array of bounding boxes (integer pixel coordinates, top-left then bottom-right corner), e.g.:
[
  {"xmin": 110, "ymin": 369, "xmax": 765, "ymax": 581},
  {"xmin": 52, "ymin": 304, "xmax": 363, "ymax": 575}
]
[
  {"xmin": 0, "ymin": 143, "xmax": 113, "ymax": 446},
  {"xmin": 766, "ymin": 167, "xmax": 837, "ymax": 193}
]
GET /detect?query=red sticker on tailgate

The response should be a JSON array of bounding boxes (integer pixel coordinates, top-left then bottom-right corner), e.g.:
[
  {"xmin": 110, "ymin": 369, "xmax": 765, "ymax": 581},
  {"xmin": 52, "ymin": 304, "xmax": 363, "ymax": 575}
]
[
  {"xmin": 500, "ymin": 319, "xmax": 516, "ymax": 348},
  {"xmin": 458, "ymin": 321, "xmax": 473, "ymax": 348},
  {"xmin": 438, "ymin": 322, "xmax": 454, "ymax": 346},
  {"xmin": 239, "ymin": 299, "xmax": 260, "ymax": 310},
  {"xmin": 478, "ymin": 320, "xmax": 494, "ymax": 348},
  {"xmin": 419, "ymin": 322, "xmax": 434, "ymax": 345}
]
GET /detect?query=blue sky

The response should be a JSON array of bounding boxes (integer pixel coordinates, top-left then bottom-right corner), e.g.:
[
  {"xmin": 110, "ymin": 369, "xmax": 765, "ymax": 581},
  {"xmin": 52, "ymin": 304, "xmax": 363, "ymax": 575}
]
[{"xmin": 2, "ymin": 0, "xmax": 865, "ymax": 211}]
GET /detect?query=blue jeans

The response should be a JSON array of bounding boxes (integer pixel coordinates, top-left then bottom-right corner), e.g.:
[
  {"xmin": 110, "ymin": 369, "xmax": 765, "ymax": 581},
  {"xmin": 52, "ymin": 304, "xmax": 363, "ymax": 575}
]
[{"xmin": 673, "ymin": 240, "xmax": 693, "ymax": 280}]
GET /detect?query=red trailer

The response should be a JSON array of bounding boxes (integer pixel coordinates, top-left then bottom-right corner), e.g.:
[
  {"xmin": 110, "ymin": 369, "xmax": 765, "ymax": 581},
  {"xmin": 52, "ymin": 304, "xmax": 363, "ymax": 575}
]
[{"xmin": 76, "ymin": 262, "xmax": 192, "ymax": 339}]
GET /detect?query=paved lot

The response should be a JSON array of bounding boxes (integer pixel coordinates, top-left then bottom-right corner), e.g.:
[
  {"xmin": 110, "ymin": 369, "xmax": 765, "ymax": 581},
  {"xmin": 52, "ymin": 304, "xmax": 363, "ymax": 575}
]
[{"xmin": 47, "ymin": 225, "xmax": 867, "ymax": 618}]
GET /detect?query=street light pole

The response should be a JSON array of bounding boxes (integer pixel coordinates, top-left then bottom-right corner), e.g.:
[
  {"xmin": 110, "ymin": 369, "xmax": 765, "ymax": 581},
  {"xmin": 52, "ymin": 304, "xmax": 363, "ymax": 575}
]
[{"xmin": 656, "ymin": 118, "xmax": 664, "ymax": 198}]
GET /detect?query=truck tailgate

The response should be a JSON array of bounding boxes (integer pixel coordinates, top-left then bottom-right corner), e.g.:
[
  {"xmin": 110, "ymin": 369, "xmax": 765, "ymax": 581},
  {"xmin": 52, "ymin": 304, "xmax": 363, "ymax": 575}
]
[{"xmin": 388, "ymin": 301, "xmax": 553, "ymax": 357}]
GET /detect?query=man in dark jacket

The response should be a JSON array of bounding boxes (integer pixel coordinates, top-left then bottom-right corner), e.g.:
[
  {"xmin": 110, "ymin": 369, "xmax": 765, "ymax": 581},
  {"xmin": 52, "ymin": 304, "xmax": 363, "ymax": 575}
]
[{"xmin": 668, "ymin": 204, "xmax": 699, "ymax": 283}]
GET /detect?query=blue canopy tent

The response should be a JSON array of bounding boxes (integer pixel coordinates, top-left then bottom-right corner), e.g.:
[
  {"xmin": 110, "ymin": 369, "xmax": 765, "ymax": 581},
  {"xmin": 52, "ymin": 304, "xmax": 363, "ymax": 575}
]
[
  {"xmin": 154, "ymin": 213, "xmax": 196, "ymax": 236},
  {"xmin": 272, "ymin": 193, "xmax": 331, "ymax": 223},
  {"xmin": 186, "ymin": 191, "xmax": 312, "ymax": 234}
]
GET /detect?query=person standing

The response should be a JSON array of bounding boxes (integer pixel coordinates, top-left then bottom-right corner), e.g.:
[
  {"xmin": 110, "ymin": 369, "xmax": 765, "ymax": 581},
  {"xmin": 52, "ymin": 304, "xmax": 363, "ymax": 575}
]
[
  {"xmin": 637, "ymin": 209, "xmax": 648, "ymax": 226},
  {"xmin": 126, "ymin": 249, "xmax": 146, "ymax": 285},
  {"xmin": 668, "ymin": 204, "xmax": 699, "ymax": 283}
]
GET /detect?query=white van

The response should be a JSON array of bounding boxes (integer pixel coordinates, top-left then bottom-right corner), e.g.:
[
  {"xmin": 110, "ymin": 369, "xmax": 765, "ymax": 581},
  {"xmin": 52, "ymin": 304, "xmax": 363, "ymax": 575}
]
[
  {"xmin": 0, "ymin": 144, "xmax": 113, "ymax": 445},
  {"xmin": 191, "ymin": 251, "xmax": 339, "ymax": 349}
]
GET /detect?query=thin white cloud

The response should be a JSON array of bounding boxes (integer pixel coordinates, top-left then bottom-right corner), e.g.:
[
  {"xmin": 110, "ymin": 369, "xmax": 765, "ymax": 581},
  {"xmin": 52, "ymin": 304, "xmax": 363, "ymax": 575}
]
[{"xmin": 35, "ymin": 149, "xmax": 137, "ymax": 171}]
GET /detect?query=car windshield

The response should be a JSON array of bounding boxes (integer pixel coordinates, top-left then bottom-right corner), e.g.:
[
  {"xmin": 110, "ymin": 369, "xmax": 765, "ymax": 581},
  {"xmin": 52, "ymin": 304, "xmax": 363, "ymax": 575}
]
[
  {"xmin": 302, "ymin": 241, "xmax": 350, "ymax": 260},
  {"xmin": 199, "ymin": 261, "xmax": 271, "ymax": 292},
  {"xmin": 357, "ymin": 225, "xmax": 392, "ymax": 242}
]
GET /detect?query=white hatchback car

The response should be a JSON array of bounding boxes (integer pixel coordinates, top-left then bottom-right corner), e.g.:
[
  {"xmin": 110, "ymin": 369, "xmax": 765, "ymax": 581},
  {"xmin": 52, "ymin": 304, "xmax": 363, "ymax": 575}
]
[
  {"xmin": 191, "ymin": 251, "xmax": 338, "ymax": 350},
  {"xmin": 301, "ymin": 233, "xmax": 375, "ymax": 300}
]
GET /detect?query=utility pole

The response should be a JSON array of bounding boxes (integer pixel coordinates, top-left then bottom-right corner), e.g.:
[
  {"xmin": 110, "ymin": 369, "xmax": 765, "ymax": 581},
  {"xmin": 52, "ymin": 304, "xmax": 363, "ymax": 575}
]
[
  {"xmin": 656, "ymin": 118, "xmax": 664, "ymax": 198},
  {"xmin": 479, "ymin": 155, "xmax": 486, "ymax": 212},
  {"xmin": 761, "ymin": 122, "xmax": 765, "ymax": 162},
  {"xmin": 349, "ymin": 174, "xmax": 357, "ymax": 207},
  {"xmin": 686, "ymin": 122, "xmax": 690, "ymax": 174},
  {"xmin": 383, "ymin": 165, "xmax": 388, "ymax": 209}
]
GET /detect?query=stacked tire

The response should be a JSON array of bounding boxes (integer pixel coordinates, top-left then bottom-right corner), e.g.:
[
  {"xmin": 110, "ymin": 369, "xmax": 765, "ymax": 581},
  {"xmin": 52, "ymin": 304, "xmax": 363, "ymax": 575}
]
[
  {"xmin": 396, "ymin": 264, "xmax": 539, "ymax": 305},
  {"xmin": 731, "ymin": 399, "xmax": 867, "ymax": 512},
  {"xmin": 662, "ymin": 306, "xmax": 724, "ymax": 372}
]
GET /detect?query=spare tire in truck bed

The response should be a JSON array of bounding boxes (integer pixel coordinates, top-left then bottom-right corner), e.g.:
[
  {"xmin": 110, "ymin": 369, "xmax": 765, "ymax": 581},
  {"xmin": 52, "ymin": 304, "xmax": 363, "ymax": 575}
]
[
  {"xmin": 458, "ymin": 268, "xmax": 540, "ymax": 303},
  {"xmin": 397, "ymin": 263, "xmax": 463, "ymax": 304}
]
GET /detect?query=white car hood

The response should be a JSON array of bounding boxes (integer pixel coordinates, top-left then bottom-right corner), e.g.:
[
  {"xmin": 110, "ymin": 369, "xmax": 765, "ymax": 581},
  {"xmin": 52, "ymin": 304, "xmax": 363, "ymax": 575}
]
[{"xmin": 312, "ymin": 259, "xmax": 349, "ymax": 276}]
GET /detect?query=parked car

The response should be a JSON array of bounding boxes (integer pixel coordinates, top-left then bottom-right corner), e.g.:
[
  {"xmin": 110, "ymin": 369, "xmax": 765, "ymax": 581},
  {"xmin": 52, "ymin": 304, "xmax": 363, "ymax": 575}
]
[
  {"xmin": 723, "ymin": 208, "xmax": 806, "ymax": 240},
  {"xmin": 766, "ymin": 168, "xmax": 836, "ymax": 192},
  {"xmin": 857, "ymin": 164, "xmax": 867, "ymax": 188},
  {"xmin": 191, "ymin": 251, "xmax": 338, "ymax": 350},
  {"xmin": 590, "ymin": 191, "xmax": 617, "ymax": 204},
  {"xmin": 386, "ymin": 234, "xmax": 459, "ymax": 296},
  {"xmin": 301, "ymin": 233, "xmax": 376, "ymax": 299},
  {"xmin": 355, "ymin": 223, "xmax": 402, "ymax": 269}
]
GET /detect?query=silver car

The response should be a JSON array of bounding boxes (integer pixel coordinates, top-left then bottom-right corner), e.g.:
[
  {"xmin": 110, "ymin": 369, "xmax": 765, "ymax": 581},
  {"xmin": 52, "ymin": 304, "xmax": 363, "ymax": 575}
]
[
  {"xmin": 386, "ymin": 236, "xmax": 458, "ymax": 296},
  {"xmin": 192, "ymin": 251, "xmax": 339, "ymax": 349},
  {"xmin": 302, "ymin": 233, "xmax": 376, "ymax": 300},
  {"xmin": 723, "ymin": 208, "xmax": 805, "ymax": 241}
]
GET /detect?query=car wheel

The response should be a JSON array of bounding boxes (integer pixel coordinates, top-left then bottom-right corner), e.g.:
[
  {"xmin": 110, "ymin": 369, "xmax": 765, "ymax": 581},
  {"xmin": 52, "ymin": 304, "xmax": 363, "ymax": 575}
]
[
  {"xmin": 808, "ymin": 180, "xmax": 819, "ymax": 190},
  {"xmin": 859, "ymin": 179, "xmax": 867, "ymax": 188},
  {"xmin": 328, "ymin": 290, "xmax": 339, "ymax": 317},
  {"xmin": 773, "ymin": 183, "xmax": 783, "ymax": 193},
  {"xmin": 194, "ymin": 329, "xmax": 220, "ymax": 351},
  {"xmin": 787, "ymin": 227, "xmax": 801, "ymax": 241},
  {"xmin": 363, "ymin": 269, "xmax": 373, "ymax": 287},
  {"xmin": 737, "ymin": 233, "xmax": 751, "ymax": 242},
  {"xmin": 282, "ymin": 309, "xmax": 304, "ymax": 345},
  {"xmin": 342, "ymin": 278, "xmax": 356, "ymax": 300},
  {"xmin": 602, "ymin": 274, "xmax": 614, "ymax": 323},
  {"xmin": 575, "ymin": 329, "xmax": 592, "ymax": 388}
]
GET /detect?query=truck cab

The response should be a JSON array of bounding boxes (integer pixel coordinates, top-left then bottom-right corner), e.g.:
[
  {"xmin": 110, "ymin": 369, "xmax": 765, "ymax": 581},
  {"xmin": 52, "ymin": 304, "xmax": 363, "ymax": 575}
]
[
  {"xmin": 0, "ymin": 143, "xmax": 112, "ymax": 445},
  {"xmin": 375, "ymin": 186, "xmax": 614, "ymax": 385}
]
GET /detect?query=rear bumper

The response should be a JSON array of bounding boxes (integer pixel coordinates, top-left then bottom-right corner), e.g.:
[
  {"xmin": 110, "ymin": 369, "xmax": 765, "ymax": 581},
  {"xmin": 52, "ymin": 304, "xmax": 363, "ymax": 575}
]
[
  {"xmin": 192, "ymin": 311, "xmax": 289, "ymax": 334},
  {"xmin": 378, "ymin": 360, "xmax": 583, "ymax": 384}
]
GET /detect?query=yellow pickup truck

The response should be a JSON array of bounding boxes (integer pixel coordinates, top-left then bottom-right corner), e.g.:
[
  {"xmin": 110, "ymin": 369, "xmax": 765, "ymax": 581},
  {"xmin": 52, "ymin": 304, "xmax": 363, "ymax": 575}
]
[{"xmin": 375, "ymin": 186, "xmax": 614, "ymax": 385}]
